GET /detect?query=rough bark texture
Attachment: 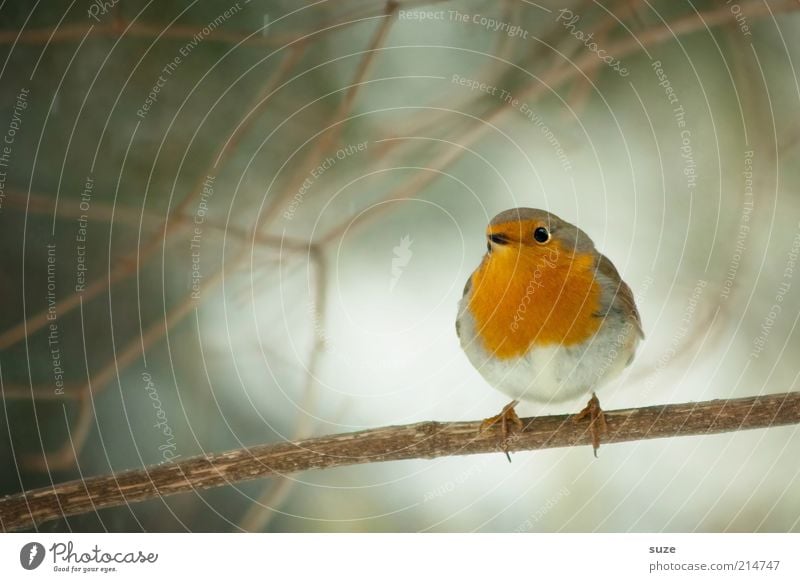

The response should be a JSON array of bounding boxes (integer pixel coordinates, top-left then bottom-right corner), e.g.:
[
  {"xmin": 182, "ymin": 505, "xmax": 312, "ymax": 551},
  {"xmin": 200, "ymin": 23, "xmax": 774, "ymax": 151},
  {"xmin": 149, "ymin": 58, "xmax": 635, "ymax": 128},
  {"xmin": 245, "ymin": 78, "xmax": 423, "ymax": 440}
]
[{"xmin": 1, "ymin": 392, "xmax": 798, "ymax": 531}]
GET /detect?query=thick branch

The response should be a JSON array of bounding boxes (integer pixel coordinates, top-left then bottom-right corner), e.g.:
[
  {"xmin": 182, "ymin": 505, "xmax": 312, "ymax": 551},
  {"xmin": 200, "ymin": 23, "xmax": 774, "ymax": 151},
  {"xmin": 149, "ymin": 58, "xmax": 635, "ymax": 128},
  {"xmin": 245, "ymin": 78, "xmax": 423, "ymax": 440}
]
[{"xmin": 1, "ymin": 392, "xmax": 798, "ymax": 531}]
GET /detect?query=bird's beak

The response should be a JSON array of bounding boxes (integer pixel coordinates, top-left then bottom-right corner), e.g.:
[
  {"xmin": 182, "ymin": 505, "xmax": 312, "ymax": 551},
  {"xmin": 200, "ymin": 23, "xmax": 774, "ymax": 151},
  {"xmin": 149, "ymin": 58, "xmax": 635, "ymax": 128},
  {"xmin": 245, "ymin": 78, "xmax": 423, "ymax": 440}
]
[{"xmin": 487, "ymin": 233, "xmax": 510, "ymax": 246}]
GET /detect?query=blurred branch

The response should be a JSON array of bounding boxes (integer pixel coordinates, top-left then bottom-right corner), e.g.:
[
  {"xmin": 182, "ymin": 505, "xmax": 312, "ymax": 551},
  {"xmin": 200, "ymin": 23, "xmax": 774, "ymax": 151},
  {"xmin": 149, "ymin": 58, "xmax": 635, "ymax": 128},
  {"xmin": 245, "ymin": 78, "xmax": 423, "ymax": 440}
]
[
  {"xmin": 23, "ymin": 395, "xmax": 94, "ymax": 472},
  {"xmin": 326, "ymin": 0, "xmax": 800, "ymax": 244},
  {"xmin": 239, "ymin": 247, "xmax": 328, "ymax": 532},
  {"xmin": 214, "ymin": 4, "xmax": 400, "ymax": 522},
  {"xmin": 0, "ymin": 42, "xmax": 311, "ymax": 466},
  {"xmin": 2, "ymin": 190, "xmax": 313, "ymax": 252},
  {"xmin": 0, "ymin": 0, "xmax": 436, "ymax": 46},
  {"xmin": 0, "ymin": 43, "xmax": 305, "ymax": 353},
  {"xmin": 0, "ymin": 229, "xmax": 188, "ymax": 352},
  {"xmin": 5, "ymin": 4, "xmax": 387, "ymax": 472},
  {"xmin": 24, "ymin": 248, "xmax": 235, "ymax": 471},
  {"xmin": 510, "ymin": 0, "xmax": 800, "ymax": 108},
  {"xmin": 317, "ymin": 135, "xmax": 478, "ymax": 244},
  {"xmin": 2, "ymin": 391, "xmax": 798, "ymax": 532},
  {"xmin": 564, "ymin": 0, "xmax": 638, "ymax": 117},
  {"xmin": 384, "ymin": 0, "xmax": 799, "ymax": 156},
  {"xmin": 19, "ymin": 247, "xmax": 308, "ymax": 463},
  {"xmin": 2, "ymin": 382, "xmax": 85, "ymax": 400},
  {"xmin": 258, "ymin": 1, "xmax": 399, "ymax": 229}
]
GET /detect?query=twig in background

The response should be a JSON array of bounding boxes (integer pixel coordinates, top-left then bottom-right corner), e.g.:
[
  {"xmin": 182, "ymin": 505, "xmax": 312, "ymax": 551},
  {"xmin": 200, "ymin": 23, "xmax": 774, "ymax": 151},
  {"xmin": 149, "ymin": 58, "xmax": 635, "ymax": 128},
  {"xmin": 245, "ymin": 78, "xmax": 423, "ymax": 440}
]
[
  {"xmin": 323, "ymin": 0, "xmax": 800, "ymax": 248},
  {"xmin": 237, "ymin": 4, "xmax": 399, "ymax": 525},
  {"xmin": 238, "ymin": 247, "xmax": 328, "ymax": 532},
  {"xmin": 257, "ymin": 1, "xmax": 399, "ymax": 230},
  {"xmin": 7, "ymin": 44, "xmax": 307, "ymax": 469},
  {"xmin": 0, "ymin": 40, "xmax": 306, "ymax": 353},
  {"xmin": 0, "ymin": 0, "xmax": 443, "ymax": 47},
  {"xmin": 23, "ymin": 395, "xmax": 93, "ymax": 471}
]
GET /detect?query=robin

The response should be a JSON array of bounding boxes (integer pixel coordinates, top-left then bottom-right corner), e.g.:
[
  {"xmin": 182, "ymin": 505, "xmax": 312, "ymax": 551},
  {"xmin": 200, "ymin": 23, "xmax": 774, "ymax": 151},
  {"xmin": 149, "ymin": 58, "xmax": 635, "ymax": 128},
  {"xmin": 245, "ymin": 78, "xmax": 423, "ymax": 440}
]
[{"xmin": 456, "ymin": 208, "xmax": 643, "ymax": 457}]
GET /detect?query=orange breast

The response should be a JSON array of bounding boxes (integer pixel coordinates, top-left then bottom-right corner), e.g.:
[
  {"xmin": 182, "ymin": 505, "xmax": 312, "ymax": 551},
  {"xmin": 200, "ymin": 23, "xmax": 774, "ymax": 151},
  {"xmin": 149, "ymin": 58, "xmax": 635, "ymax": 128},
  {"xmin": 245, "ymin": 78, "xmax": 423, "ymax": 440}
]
[{"xmin": 467, "ymin": 243, "xmax": 602, "ymax": 359}]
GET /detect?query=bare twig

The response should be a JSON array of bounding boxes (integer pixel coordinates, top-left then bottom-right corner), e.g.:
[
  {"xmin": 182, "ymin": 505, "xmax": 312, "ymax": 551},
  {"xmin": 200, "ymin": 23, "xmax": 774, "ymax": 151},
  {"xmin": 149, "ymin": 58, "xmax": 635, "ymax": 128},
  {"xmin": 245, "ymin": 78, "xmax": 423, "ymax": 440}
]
[
  {"xmin": 232, "ymin": 4, "xmax": 400, "ymax": 526},
  {"xmin": 0, "ymin": 44, "xmax": 305, "ymax": 353},
  {"xmin": 257, "ymin": 2, "xmax": 399, "ymax": 229},
  {"xmin": 239, "ymin": 247, "xmax": 328, "ymax": 532},
  {"xmin": 323, "ymin": 0, "xmax": 800, "ymax": 246},
  {"xmin": 0, "ymin": 0, "xmax": 441, "ymax": 47},
  {"xmin": 564, "ymin": 0, "xmax": 635, "ymax": 117},
  {"xmin": 24, "ymin": 246, "xmax": 235, "ymax": 470},
  {"xmin": 2, "ymin": 44, "xmax": 310, "ymax": 472},
  {"xmin": 23, "ymin": 395, "xmax": 94, "ymax": 471},
  {"xmin": 1, "ymin": 189, "xmax": 313, "ymax": 254},
  {"xmin": 2, "ymin": 382, "xmax": 85, "ymax": 400},
  {"xmin": 1, "ymin": 392, "xmax": 798, "ymax": 532}
]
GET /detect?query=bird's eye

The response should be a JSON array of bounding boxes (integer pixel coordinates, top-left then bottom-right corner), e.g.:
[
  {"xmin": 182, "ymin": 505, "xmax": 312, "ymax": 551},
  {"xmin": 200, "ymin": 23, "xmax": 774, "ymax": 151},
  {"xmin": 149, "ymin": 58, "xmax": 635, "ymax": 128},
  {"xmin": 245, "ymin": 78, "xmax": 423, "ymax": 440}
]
[{"xmin": 533, "ymin": 226, "xmax": 550, "ymax": 244}]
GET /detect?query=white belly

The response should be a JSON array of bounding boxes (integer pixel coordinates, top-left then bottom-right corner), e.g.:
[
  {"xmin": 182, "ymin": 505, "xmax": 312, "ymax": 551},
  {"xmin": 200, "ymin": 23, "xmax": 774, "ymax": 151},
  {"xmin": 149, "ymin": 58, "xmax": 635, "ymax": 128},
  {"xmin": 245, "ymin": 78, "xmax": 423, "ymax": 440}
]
[{"xmin": 457, "ymin": 301, "xmax": 636, "ymax": 405}]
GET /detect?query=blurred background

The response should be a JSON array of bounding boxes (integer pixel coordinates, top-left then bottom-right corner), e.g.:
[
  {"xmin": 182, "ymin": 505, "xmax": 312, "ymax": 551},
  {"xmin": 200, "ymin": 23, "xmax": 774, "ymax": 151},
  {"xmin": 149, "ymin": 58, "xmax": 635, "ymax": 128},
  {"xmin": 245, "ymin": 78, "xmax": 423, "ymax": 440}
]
[{"xmin": 1, "ymin": 0, "xmax": 799, "ymax": 532}]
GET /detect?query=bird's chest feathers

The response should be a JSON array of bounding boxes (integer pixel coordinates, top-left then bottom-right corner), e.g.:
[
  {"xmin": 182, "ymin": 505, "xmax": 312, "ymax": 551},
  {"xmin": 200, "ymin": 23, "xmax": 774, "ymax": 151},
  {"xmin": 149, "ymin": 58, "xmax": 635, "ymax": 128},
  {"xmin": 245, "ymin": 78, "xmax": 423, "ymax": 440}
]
[{"xmin": 467, "ymin": 247, "xmax": 602, "ymax": 358}]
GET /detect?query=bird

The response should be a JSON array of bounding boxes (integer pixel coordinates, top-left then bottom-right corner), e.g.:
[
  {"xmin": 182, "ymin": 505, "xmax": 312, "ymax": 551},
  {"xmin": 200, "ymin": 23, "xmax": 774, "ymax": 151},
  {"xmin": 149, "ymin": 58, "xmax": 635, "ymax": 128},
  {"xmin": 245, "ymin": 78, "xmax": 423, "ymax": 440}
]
[{"xmin": 456, "ymin": 208, "xmax": 643, "ymax": 457}]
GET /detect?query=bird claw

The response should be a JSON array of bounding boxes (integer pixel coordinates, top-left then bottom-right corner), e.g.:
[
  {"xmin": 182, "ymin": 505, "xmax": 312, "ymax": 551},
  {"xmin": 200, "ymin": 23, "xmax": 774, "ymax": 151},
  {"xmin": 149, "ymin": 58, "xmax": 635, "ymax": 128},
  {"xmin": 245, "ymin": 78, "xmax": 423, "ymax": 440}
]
[
  {"xmin": 479, "ymin": 400, "xmax": 523, "ymax": 461},
  {"xmin": 573, "ymin": 393, "xmax": 607, "ymax": 457}
]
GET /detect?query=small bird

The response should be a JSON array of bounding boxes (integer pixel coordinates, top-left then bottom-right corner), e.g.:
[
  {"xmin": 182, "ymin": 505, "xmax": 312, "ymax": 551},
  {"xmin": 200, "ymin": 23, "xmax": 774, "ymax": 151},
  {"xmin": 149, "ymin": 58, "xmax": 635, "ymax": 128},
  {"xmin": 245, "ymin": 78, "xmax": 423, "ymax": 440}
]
[{"xmin": 456, "ymin": 208, "xmax": 643, "ymax": 457}]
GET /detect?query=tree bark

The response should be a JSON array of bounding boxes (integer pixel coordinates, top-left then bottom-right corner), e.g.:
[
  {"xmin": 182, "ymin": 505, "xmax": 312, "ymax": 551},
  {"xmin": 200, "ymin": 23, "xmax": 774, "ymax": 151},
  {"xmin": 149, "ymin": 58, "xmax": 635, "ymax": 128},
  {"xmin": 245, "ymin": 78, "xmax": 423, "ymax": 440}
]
[{"xmin": 1, "ymin": 391, "xmax": 798, "ymax": 532}]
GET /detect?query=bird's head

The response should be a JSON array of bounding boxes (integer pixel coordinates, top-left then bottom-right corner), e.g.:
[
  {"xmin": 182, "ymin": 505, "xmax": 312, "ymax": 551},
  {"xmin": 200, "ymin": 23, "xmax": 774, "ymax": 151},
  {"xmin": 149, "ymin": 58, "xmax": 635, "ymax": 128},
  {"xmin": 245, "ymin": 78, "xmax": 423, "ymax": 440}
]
[{"xmin": 484, "ymin": 207, "xmax": 595, "ymax": 270}]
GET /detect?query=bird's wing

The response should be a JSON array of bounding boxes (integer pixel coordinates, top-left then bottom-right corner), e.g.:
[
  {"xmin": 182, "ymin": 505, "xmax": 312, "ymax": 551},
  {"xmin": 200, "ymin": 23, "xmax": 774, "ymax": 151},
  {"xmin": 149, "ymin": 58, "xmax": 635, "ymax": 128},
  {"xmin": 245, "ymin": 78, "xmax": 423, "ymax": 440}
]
[
  {"xmin": 461, "ymin": 274, "xmax": 472, "ymax": 298},
  {"xmin": 594, "ymin": 253, "xmax": 644, "ymax": 339}
]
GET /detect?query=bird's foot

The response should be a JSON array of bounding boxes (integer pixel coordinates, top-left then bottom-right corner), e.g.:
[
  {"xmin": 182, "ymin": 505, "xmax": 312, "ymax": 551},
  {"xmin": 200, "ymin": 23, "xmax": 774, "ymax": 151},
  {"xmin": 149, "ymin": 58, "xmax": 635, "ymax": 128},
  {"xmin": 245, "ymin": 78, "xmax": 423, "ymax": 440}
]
[
  {"xmin": 479, "ymin": 400, "xmax": 523, "ymax": 461},
  {"xmin": 573, "ymin": 393, "xmax": 607, "ymax": 457}
]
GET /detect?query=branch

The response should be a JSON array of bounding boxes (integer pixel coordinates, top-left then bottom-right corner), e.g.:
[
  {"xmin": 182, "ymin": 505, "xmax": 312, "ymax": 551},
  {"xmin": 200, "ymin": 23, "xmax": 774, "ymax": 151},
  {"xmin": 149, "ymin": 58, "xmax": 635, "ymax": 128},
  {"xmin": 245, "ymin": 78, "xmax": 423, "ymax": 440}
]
[
  {"xmin": 0, "ymin": 42, "xmax": 305, "ymax": 354},
  {"xmin": 0, "ymin": 0, "xmax": 441, "ymax": 46},
  {"xmin": 238, "ymin": 247, "xmax": 329, "ymax": 532},
  {"xmin": 1, "ymin": 392, "xmax": 798, "ymax": 532}
]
